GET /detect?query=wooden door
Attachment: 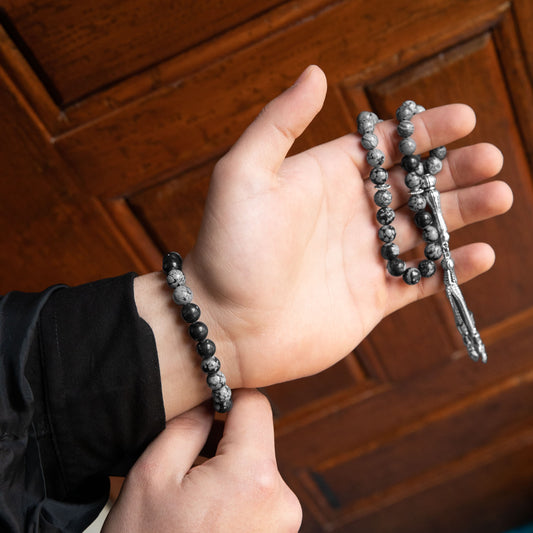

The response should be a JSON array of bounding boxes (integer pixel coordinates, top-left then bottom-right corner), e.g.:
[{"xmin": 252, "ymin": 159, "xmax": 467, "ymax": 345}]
[{"xmin": 1, "ymin": 1, "xmax": 532, "ymax": 531}]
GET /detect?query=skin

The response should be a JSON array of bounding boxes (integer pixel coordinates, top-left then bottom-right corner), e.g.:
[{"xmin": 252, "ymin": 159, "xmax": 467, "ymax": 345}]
[{"xmin": 113, "ymin": 65, "xmax": 513, "ymax": 531}]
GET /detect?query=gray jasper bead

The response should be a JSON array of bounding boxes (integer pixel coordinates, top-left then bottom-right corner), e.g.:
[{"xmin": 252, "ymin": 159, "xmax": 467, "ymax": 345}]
[
  {"xmin": 415, "ymin": 104, "xmax": 426, "ymax": 114},
  {"xmin": 424, "ymin": 242, "xmax": 443, "ymax": 260},
  {"xmin": 396, "ymin": 100, "xmax": 416, "ymax": 121},
  {"xmin": 357, "ymin": 117, "xmax": 375, "ymax": 135},
  {"xmin": 213, "ymin": 398, "xmax": 233, "ymax": 413},
  {"xmin": 404, "ymin": 172, "xmax": 421, "ymax": 190},
  {"xmin": 424, "ymin": 155, "xmax": 443, "ymax": 175},
  {"xmin": 419, "ymin": 259, "xmax": 436, "ymax": 277},
  {"xmin": 167, "ymin": 268, "xmax": 186, "ymax": 288},
  {"xmin": 378, "ymin": 225, "xmax": 396, "ymax": 243},
  {"xmin": 422, "ymin": 225, "xmax": 439, "ymax": 243},
  {"xmin": 397, "ymin": 120, "xmax": 415, "ymax": 138},
  {"xmin": 361, "ymin": 132, "xmax": 379, "ymax": 150},
  {"xmin": 213, "ymin": 384, "xmax": 232, "ymax": 404},
  {"xmin": 399, "ymin": 138, "xmax": 416, "ymax": 155},
  {"xmin": 172, "ymin": 285, "xmax": 193, "ymax": 305},
  {"xmin": 408, "ymin": 194, "xmax": 427, "ymax": 212},
  {"xmin": 381, "ymin": 242, "xmax": 400, "ymax": 260},
  {"xmin": 430, "ymin": 146, "xmax": 447, "ymax": 160},
  {"xmin": 201, "ymin": 356, "xmax": 221, "ymax": 374},
  {"xmin": 387, "ymin": 257, "xmax": 406, "ymax": 276},
  {"xmin": 206, "ymin": 371, "xmax": 226, "ymax": 391},
  {"xmin": 376, "ymin": 207, "xmax": 395, "ymax": 225},
  {"xmin": 370, "ymin": 167, "xmax": 388, "ymax": 185},
  {"xmin": 403, "ymin": 267, "xmax": 421, "ymax": 285},
  {"xmin": 367, "ymin": 148, "xmax": 385, "ymax": 167},
  {"xmin": 374, "ymin": 189, "xmax": 392, "ymax": 207}
]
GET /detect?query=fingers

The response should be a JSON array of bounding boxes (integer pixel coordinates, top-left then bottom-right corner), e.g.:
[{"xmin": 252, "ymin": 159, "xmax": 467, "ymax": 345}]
[
  {"xmin": 373, "ymin": 103, "xmax": 477, "ymax": 170},
  {"xmin": 373, "ymin": 143, "xmax": 505, "ymax": 209},
  {"xmin": 389, "ymin": 179, "xmax": 513, "ymax": 253},
  {"xmin": 220, "ymin": 65, "xmax": 327, "ymax": 181},
  {"xmin": 132, "ymin": 403, "xmax": 213, "ymax": 483},
  {"xmin": 216, "ymin": 388, "xmax": 276, "ymax": 462}
]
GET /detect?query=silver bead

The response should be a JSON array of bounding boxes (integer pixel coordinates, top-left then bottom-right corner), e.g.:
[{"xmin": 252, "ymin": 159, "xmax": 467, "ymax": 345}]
[
  {"xmin": 167, "ymin": 269, "xmax": 186, "ymax": 288},
  {"xmin": 172, "ymin": 285, "xmax": 193, "ymax": 305}
]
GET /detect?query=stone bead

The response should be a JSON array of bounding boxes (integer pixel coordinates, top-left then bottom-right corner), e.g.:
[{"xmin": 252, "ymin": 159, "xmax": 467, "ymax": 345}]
[
  {"xmin": 357, "ymin": 117, "xmax": 375, "ymax": 135},
  {"xmin": 414, "ymin": 210, "xmax": 433, "ymax": 228},
  {"xmin": 403, "ymin": 267, "xmax": 421, "ymax": 285},
  {"xmin": 197, "ymin": 339, "xmax": 216, "ymax": 357},
  {"xmin": 361, "ymin": 132, "xmax": 379, "ymax": 150},
  {"xmin": 399, "ymin": 138, "xmax": 416, "ymax": 155},
  {"xmin": 376, "ymin": 207, "xmax": 395, "ymax": 225},
  {"xmin": 397, "ymin": 120, "xmax": 415, "ymax": 138},
  {"xmin": 387, "ymin": 257, "xmax": 406, "ymax": 276},
  {"xmin": 424, "ymin": 155, "xmax": 443, "ymax": 175},
  {"xmin": 414, "ymin": 104, "xmax": 426, "ymax": 114},
  {"xmin": 172, "ymin": 285, "xmax": 193, "ymax": 305},
  {"xmin": 206, "ymin": 371, "xmax": 226, "ymax": 391},
  {"xmin": 201, "ymin": 356, "xmax": 221, "ymax": 374},
  {"xmin": 381, "ymin": 242, "xmax": 400, "ymax": 260},
  {"xmin": 213, "ymin": 398, "xmax": 233, "ymax": 413},
  {"xmin": 419, "ymin": 259, "xmax": 436, "ymax": 277},
  {"xmin": 404, "ymin": 172, "xmax": 421, "ymax": 190},
  {"xmin": 430, "ymin": 146, "xmax": 447, "ymax": 160},
  {"xmin": 396, "ymin": 100, "xmax": 416, "ymax": 121},
  {"xmin": 424, "ymin": 242, "xmax": 443, "ymax": 260},
  {"xmin": 401, "ymin": 155, "xmax": 419, "ymax": 172},
  {"xmin": 166, "ymin": 268, "xmax": 186, "ymax": 288},
  {"xmin": 407, "ymin": 194, "xmax": 427, "ymax": 212},
  {"xmin": 357, "ymin": 111, "xmax": 378, "ymax": 126},
  {"xmin": 189, "ymin": 321, "xmax": 208, "ymax": 341},
  {"xmin": 367, "ymin": 148, "xmax": 385, "ymax": 167},
  {"xmin": 374, "ymin": 189, "xmax": 392, "ymax": 207},
  {"xmin": 378, "ymin": 224, "xmax": 396, "ymax": 243},
  {"xmin": 163, "ymin": 252, "xmax": 183, "ymax": 274},
  {"xmin": 422, "ymin": 225, "xmax": 439, "ymax": 243},
  {"xmin": 213, "ymin": 384, "xmax": 232, "ymax": 404},
  {"xmin": 369, "ymin": 167, "xmax": 388, "ymax": 185},
  {"xmin": 181, "ymin": 303, "xmax": 201, "ymax": 323}
]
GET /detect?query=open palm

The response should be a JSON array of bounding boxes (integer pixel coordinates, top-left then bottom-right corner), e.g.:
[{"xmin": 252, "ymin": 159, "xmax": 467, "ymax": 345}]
[{"xmin": 185, "ymin": 65, "xmax": 512, "ymax": 389}]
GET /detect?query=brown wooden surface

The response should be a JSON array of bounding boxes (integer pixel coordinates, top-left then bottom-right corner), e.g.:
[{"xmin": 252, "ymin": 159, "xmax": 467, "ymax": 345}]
[{"xmin": 1, "ymin": 1, "xmax": 532, "ymax": 531}]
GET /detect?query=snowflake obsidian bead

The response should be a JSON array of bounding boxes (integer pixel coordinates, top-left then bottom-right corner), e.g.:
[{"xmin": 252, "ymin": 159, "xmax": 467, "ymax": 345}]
[
  {"xmin": 206, "ymin": 371, "xmax": 226, "ymax": 391},
  {"xmin": 422, "ymin": 225, "xmax": 439, "ymax": 243},
  {"xmin": 376, "ymin": 207, "xmax": 395, "ymax": 225},
  {"xmin": 378, "ymin": 225, "xmax": 396, "ymax": 243},
  {"xmin": 213, "ymin": 398, "xmax": 233, "ymax": 413},
  {"xmin": 367, "ymin": 148, "xmax": 385, "ymax": 167},
  {"xmin": 414, "ymin": 210, "xmax": 433, "ymax": 228},
  {"xmin": 374, "ymin": 189, "xmax": 392, "ymax": 207},
  {"xmin": 403, "ymin": 267, "xmax": 421, "ymax": 285},
  {"xmin": 401, "ymin": 155, "xmax": 420, "ymax": 172},
  {"xmin": 419, "ymin": 259, "xmax": 436, "ymax": 277},
  {"xmin": 387, "ymin": 257, "xmax": 406, "ymax": 276},
  {"xmin": 370, "ymin": 167, "xmax": 388, "ymax": 185},
  {"xmin": 201, "ymin": 356, "xmax": 221, "ymax": 374},
  {"xmin": 167, "ymin": 269, "xmax": 186, "ymax": 288},
  {"xmin": 424, "ymin": 242, "xmax": 443, "ymax": 260},
  {"xmin": 173, "ymin": 285, "xmax": 193, "ymax": 305},
  {"xmin": 381, "ymin": 242, "xmax": 400, "ymax": 260},
  {"xmin": 407, "ymin": 194, "xmax": 427, "ymax": 212}
]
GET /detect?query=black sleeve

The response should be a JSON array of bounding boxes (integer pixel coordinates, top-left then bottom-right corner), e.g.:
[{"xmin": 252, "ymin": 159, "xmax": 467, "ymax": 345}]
[{"xmin": 0, "ymin": 273, "xmax": 165, "ymax": 532}]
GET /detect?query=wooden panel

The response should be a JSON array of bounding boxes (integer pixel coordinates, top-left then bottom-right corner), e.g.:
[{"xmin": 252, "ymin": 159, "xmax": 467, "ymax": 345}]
[
  {"xmin": 276, "ymin": 317, "xmax": 533, "ymax": 531},
  {"xmin": 0, "ymin": 0, "xmax": 287, "ymax": 104},
  {"xmin": 0, "ymin": 63, "xmax": 142, "ymax": 292},
  {"xmin": 53, "ymin": 0, "xmax": 508, "ymax": 198}
]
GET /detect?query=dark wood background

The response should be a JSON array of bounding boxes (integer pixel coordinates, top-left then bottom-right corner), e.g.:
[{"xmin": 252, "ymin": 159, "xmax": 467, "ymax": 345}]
[{"xmin": 1, "ymin": 1, "xmax": 532, "ymax": 531}]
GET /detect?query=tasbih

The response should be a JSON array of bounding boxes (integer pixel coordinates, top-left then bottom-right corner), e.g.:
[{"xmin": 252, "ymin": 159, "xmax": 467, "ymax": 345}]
[{"xmin": 357, "ymin": 100, "xmax": 487, "ymax": 363}]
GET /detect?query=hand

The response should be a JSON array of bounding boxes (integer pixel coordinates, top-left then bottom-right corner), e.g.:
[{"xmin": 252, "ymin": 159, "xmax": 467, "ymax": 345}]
[
  {"xmin": 102, "ymin": 389, "xmax": 301, "ymax": 533},
  {"xmin": 185, "ymin": 65, "xmax": 513, "ymax": 388}
]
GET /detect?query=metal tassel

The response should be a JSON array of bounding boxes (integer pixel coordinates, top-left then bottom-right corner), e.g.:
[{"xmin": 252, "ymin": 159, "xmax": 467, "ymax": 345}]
[{"xmin": 423, "ymin": 175, "xmax": 487, "ymax": 363}]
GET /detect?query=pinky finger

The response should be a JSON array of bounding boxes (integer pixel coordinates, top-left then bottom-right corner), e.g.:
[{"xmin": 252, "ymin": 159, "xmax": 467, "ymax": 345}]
[{"xmin": 385, "ymin": 242, "xmax": 496, "ymax": 315}]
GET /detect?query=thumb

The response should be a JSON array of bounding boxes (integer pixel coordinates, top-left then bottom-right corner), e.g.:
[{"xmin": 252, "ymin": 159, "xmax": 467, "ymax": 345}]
[
  {"xmin": 223, "ymin": 65, "xmax": 327, "ymax": 178},
  {"xmin": 130, "ymin": 403, "xmax": 213, "ymax": 483}
]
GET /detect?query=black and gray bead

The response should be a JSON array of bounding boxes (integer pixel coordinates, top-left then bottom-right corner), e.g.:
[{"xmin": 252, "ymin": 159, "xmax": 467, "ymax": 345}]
[
  {"xmin": 189, "ymin": 321, "xmax": 208, "ymax": 341},
  {"xmin": 201, "ymin": 356, "xmax": 221, "ymax": 374},
  {"xmin": 407, "ymin": 194, "xmax": 427, "ymax": 212},
  {"xmin": 378, "ymin": 225, "xmax": 396, "ymax": 243},
  {"xmin": 370, "ymin": 167, "xmax": 388, "ymax": 185},
  {"xmin": 206, "ymin": 371, "xmax": 226, "ymax": 391},
  {"xmin": 381, "ymin": 242, "xmax": 400, "ymax": 260},
  {"xmin": 367, "ymin": 148, "xmax": 385, "ymax": 167},
  {"xmin": 172, "ymin": 285, "xmax": 193, "ymax": 305},
  {"xmin": 163, "ymin": 252, "xmax": 183, "ymax": 274},
  {"xmin": 401, "ymin": 155, "xmax": 420, "ymax": 172},
  {"xmin": 213, "ymin": 398, "xmax": 233, "ymax": 413},
  {"xmin": 213, "ymin": 384, "xmax": 232, "ymax": 404},
  {"xmin": 181, "ymin": 303, "xmax": 201, "ymax": 323},
  {"xmin": 376, "ymin": 207, "xmax": 395, "ymax": 225},
  {"xmin": 419, "ymin": 259, "xmax": 436, "ymax": 277},
  {"xmin": 374, "ymin": 189, "xmax": 392, "ymax": 207},
  {"xmin": 387, "ymin": 257, "xmax": 406, "ymax": 276},
  {"xmin": 424, "ymin": 242, "xmax": 443, "ymax": 260},
  {"xmin": 197, "ymin": 339, "xmax": 216, "ymax": 357},
  {"xmin": 430, "ymin": 146, "xmax": 447, "ymax": 160},
  {"xmin": 424, "ymin": 155, "xmax": 443, "ymax": 175},
  {"xmin": 422, "ymin": 225, "xmax": 439, "ymax": 243},
  {"xmin": 166, "ymin": 269, "xmax": 186, "ymax": 288},
  {"xmin": 403, "ymin": 267, "xmax": 421, "ymax": 285},
  {"xmin": 414, "ymin": 210, "xmax": 433, "ymax": 228},
  {"xmin": 404, "ymin": 172, "xmax": 421, "ymax": 190}
]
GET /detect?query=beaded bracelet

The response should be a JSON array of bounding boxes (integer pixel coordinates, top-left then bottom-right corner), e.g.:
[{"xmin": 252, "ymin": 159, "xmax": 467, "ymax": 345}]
[
  {"xmin": 162, "ymin": 252, "xmax": 233, "ymax": 412},
  {"xmin": 357, "ymin": 101, "xmax": 487, "ymax": 363}
]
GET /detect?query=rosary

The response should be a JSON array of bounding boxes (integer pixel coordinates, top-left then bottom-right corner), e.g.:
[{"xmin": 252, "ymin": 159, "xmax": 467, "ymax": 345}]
[{"xmin": 357, "ymin": 101, "xmax": 487, "ymax": 363}]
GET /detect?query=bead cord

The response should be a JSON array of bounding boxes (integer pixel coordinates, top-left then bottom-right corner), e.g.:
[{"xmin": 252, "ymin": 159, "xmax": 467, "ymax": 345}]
[
  {"xmin": 357, "ymin": 103, "xmax": 487, "ymax": 363},
  {"xmin": 162, "ymin": 252, "xmax": 233, "ymax": 412},
  {"xmin": 357, "ymin": 101, "xmax": 447, "ymax": 285}
]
